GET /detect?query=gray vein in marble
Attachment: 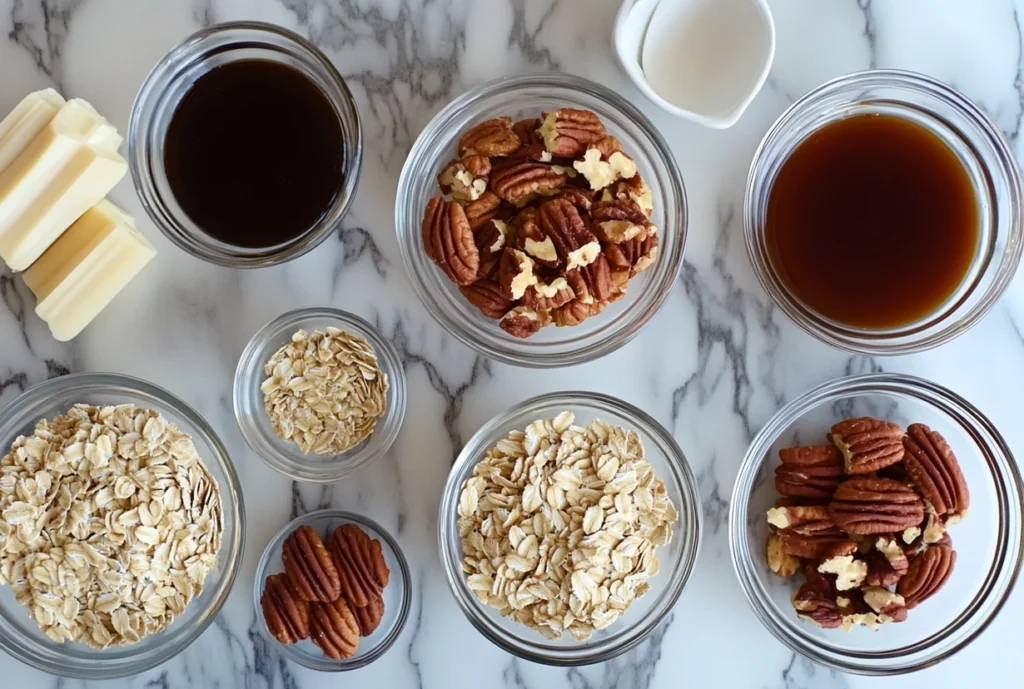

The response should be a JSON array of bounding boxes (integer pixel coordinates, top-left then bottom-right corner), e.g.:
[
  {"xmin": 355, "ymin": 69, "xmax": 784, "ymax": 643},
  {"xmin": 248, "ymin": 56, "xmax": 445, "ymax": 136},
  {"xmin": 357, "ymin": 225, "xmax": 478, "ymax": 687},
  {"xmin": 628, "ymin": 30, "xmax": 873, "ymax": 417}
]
[
  {"xmin": 564, "ymin": 613, "xmax": 672, "ymax": 689},
  {"xmin": 334, "ymin": 226, "xmax": 390, "ymax": 283},
  {"xmin": 695, "ymin": 460, "xmax": 730, "ymax": 535},
  {"xmin": 403, "ymin": 574, "xmax": 425, "ymax": 689},
  {"xmin": 1005, "ymin": 8, "xmax": 1024, "ymax": 143},
  {"xmin": 507, "ymin": 0, "xmax": 562, "ymax": 70},
  {"xmin": 7, "ymin": 0, "xmax": 82, "ymax": 91},
  {"xmin": 0, "ymin": 272, "xmax": 30, "ymax": 350},
  {"xmin": 778, "ymin": 651, "xmax": 850, "ymax": 689},
  {"xmin": 245, "ymin": 611, "xmax": 301, "ymax": 689},
  {"xmin": 290, "ymin": 481, "xmax": 335, "ymax": 519},
  {"xmin": 855, "ymin": 0, "xmax": 878, "ymax": 70}
]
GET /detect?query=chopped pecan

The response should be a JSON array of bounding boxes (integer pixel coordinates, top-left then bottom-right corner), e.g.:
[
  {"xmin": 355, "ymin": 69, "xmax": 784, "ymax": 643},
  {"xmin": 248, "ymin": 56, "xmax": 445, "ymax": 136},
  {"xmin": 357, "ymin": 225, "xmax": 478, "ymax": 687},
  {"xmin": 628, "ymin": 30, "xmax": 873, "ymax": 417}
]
[
  {"xmin": 523, "ymin": 277, "xmax": 574, "ymax": 311},
  {"xmin": 897, "ymin": 543, "xmax": 956, "ymax": 609},
  {"xmin": 778, "ymin": 522, "xmax": 851, "ymax": 560},
  {"xmin": 766, "ymin": 504, "xmax": 830, "ymax": 530},
  {"xmin": 460, "ymin": 279, "xmax": 513, "ymax": 319},
  {"xmin": 498, "ymin": 248, "xmax": 539, "ymax": 300},
  {"xmin": 775, "ymin": 445, "xmax": 845, "ymax": 500},
  {"xmin": 499, "ymin": 306, "xmax": 548, "ymax": 338},
  {"xmin": 437, "ymin": 159, "xmax": 488, "ymax": 202},
  {"xmin": 464, "ymin": 191, "xmax": 501, "ymax": 231},
  {"xmin": 474, "ymin": 219, "xmax": 508, "ymax": 277},
  {"xmin": 767, "ymin": 532, "xmax": 801, "ymax": 577},
  {"xmin": 828, "ymin": 478, "xmax": 925, "ymax": 535},
  {"xmin": 817, "ymin": 552, "xmax": 868, "ymax": 591},
  {"xmin": 459, "ymin": 116, "xmax": 520, "ymax": 156},
  {"xmin": 491, "ymin": 160, "xmax": 566, "ymax": 203},
  {"xmin": 792, "ymin": 583, "xmax": 843, "ymax": 629},
  {"xmin": 591, "ymin": 199, "xmax": 650, "ymax": 243},
  {"xmin": 592, "ymin": 135, "xmax": 623, "ymax": 158},
  {"xmin": 512, "ymin": 117, "xmax": 543, "ymax": 146},
  {"xmin": 903, "ymin": 424, "xmax": 969, "ymax": 519},
  {"xmin": 537, "ymin": 198, "xmax": 601, "ymax": 271},
  {"xmin": 861, "ymin": 586, "xmax": 908, "ymax": 622},
  {"xmin": 573, "ymin": 147, "xmax": 639, "ymax": 191},
  {"xmin": 865, "ymin": 535, "xmax": 909, "ymax": 586},
  {"xmin": 539, "ymin": 108, "xmax": 606, "ymax": 157},
  {"xmin": 516, "ymin": 213, "xmax": 559, "ymax": 268},
  {"xmin": 830, "ymin": 417, "xmax": 905, "ymax": 474},
  {"xmin": 422, "ymin": 197, "xmax": 480, "ymax": 285},
  {"xmin": 462, "ymin": 154, "xmax": 491, "ymax": 178},
  {"xmin": 603, "ymin": 175, "xmax": 654, "ymax": 217}
]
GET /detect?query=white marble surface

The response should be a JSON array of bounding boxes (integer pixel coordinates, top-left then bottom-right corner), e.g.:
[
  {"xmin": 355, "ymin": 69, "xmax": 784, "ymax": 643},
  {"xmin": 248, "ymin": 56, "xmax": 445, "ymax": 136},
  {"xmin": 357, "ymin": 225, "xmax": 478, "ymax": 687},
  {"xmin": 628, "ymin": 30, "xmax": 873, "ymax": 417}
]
[{"xmin": 1, "ymin": 0, "xmax": 1023, "ymax": 686}]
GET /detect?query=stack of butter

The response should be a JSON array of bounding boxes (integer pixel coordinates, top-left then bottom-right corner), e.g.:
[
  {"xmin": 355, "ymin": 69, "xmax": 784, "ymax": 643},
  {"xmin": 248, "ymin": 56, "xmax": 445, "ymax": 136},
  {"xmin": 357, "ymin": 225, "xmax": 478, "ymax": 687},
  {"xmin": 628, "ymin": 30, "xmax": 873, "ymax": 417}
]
[{"xmin": 0, "ymin": 89, "xmax": 156, "ymax": 341}]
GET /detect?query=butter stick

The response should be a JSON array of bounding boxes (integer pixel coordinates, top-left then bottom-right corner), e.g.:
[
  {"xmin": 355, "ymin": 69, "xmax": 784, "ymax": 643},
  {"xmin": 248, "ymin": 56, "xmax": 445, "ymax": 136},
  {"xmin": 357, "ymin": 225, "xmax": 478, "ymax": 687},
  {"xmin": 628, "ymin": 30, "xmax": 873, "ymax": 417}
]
[
  {"xmin": 23, "ymin": 199, "xmax": 156, "ymax": 341},
  {"xmin": 0, "ymin": 89, "xmax": 65, "ymax": 174},
  {"xmin": 0, "ymin": 99, "xmax": 128, "ymax": 270}
]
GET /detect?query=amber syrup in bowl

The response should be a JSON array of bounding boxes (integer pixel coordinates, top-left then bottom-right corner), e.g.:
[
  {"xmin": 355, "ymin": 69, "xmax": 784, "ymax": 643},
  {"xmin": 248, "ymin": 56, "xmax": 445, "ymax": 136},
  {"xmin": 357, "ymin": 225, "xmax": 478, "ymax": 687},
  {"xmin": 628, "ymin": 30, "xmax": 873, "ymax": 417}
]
[
  {"xmin": 745, "ymin": 70, "xmax": 1023, "ymax": 354},
  {"xmin": 765, "ymin": 113, "xmax": 979, "ymax": 330}
]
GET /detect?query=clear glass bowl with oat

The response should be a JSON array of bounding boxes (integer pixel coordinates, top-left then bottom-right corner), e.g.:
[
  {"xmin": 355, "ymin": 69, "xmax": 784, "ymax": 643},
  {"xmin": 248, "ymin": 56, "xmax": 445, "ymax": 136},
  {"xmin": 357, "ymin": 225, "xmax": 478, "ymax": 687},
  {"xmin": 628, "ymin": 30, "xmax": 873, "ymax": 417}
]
[
  {"xmin": 0, "ymin": 373, "xmax": 244, "ymax": 679},
  {"xmin": 234, "ymin": 307, "xmax": 407, "ymax": 482},
  {"xmin": 438, "ymin": 391, "xmax": 702, "ymax": 665}
]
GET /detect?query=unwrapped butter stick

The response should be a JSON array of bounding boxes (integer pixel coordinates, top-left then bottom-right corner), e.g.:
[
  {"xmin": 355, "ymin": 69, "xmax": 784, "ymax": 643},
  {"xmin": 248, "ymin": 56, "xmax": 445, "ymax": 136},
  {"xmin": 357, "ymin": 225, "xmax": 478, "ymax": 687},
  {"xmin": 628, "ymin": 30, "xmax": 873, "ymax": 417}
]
[
  {"xmin": 23, "ymin": 199, "xmax": 156, "ymax": 341},
  {"xmin": 0, "ymin": 89, "xmax": 65, "ymax": 174}
]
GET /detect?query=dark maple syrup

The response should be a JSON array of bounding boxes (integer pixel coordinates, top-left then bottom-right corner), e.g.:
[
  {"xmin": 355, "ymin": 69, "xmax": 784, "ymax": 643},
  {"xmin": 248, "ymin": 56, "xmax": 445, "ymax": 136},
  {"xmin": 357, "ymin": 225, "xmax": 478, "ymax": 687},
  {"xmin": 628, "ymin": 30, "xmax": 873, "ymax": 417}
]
[
  {"xmin": 164, "ymin": 59, "xmax": 345, "ymax": 249},
  {"xmin": 765, "ymin": 113, "xmax": 979, "ymax": 329}
]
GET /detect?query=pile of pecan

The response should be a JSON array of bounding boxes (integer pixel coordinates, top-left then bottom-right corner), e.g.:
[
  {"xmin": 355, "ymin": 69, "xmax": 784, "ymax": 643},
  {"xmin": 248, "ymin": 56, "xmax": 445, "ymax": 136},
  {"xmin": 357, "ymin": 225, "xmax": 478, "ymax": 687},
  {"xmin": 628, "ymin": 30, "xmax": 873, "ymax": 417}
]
[
  {"xmin": 766, "ymin": 418, "xmax": 968, "ymax": 631},
  {"xmin": 260, "ymin": 523, "xmax": 391, "ymax": 659},
  {"xmin": 421, "ymin": 108, "xmax": 658, "ymax": 338}
]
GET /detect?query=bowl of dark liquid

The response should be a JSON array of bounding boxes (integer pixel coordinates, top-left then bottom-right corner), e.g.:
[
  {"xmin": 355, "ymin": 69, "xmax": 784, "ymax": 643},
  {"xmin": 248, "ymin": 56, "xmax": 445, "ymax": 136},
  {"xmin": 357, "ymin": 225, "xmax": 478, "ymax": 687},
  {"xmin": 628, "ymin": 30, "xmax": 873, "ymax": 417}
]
[
  {"xmin": 745, "ymin": 70, "xmax": 1023, "ymax": 354},
  {"xmin": 129, "ymin": 22, "xmax": 362, "ymax": 267}
]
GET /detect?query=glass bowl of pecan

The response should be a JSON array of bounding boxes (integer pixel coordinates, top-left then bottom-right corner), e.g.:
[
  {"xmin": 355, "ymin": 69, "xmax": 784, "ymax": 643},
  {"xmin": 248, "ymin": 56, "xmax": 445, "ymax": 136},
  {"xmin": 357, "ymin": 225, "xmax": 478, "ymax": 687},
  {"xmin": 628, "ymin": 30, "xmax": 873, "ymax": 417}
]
[
  {"xmin": 438, "ymin": 391, "xmax": 702, "ymax": 665},
  {"xmin": 233, "ymin": 307, "xmax": 407, "ymax": 483},
  {"xmin": 396, "ymin": 74, "xmax": 687, "ymax": 367},
  {"xmin": 730, "ymin": 373, "xmax": 1023, "ymax": 674},
  {"xmin": 253, "ymin": 509, "xmax": 411, "ymax": 671},
  {"xmin": 0, "ymin": 373, "xmax": 244, "ymax": 679}
]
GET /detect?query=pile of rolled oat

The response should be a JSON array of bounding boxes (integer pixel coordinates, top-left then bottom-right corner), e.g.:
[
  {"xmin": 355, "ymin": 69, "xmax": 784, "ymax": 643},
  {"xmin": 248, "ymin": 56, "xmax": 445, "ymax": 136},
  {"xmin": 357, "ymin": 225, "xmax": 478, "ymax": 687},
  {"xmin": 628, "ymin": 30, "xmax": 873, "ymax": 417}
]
[{"xmin": 0, "ymin": 404, "xmax": 223, "ymax": 647}]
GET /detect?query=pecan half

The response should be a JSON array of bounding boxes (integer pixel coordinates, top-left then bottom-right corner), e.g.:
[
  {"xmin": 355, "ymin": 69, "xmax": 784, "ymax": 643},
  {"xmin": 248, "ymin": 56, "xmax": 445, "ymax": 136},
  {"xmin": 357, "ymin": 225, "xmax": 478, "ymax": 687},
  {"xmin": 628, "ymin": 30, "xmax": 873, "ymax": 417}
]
[
  {"xmin": 778, "ymin": 522, "xmax": 851, "ymax": 560},
  {"xmin": 555, "ymin": 187, "xmax": 595, "ymax": 212},
  {"xmin": 499, "ymin": 306, "xmax": 548, "ymax": 338},
  {"xmin": 462, "ymin": 154, "xmax": 491, "ymax": 179},
  {"xmin": 865, "ymin": 535, "xmax": 909, "ymax": 586},
  {"xmin": 897, "ymin": 543, "xmax": 956, "ymax": 609},
  {"xmin": 458, "ymin": 116, "xmax": 520, "ymax": 156},
  {"xmin": 422, "ymin": 197, "xmax": 480, "ymax": 286},
  {"xmin": 329, "ymin": 524, "xmax": 390, "ymax": 609},
  {"xmin": 903, "ymin": 424, "xmax": 969, "ymax": 519},
  {"xmin": 460, "ymin": 279, "xmax": 513, "ymax": 319},
  {"xmin": 766, "ymin": 504, "xmax": 830, "ymax": 530},
  {"xmin": 592, "ymin": 135, "xmax": 623, "ymax": 158},
  {"xmin": 261, "ymin": 573, "xmax": 310, "ymax": 644},
  {"xmin": 354, "ymin": 596, "xmax": 385, "ymax": 636},
  {"xmin": 512, "ymin": 117, "xmax": 543, "ymax": 146},
  {"xmin": 767, "ymin": 532, "xmax": 801, "ymax": 577},
  {"xmin": 537, "ymin": 198, "xmax": 601, "ymax": 271},
  {"xmin": 282, "ymin": 525, "xmax": 341, "ymax": 602},
  {"xmin": 539, "ymin": 108, "xmax": 606, "ymax": 157},
  {"xmin": 498, "ymin": 248, "xmax": 539, "ymax": 300},
  {"xmin": 828, "ymin": 478, "xmax": 925, "ymax": 535},
  {"xmin": 775, "ymin": 445, "xmax": 845, "ymax": 500},
  {"xmin": 491, "ymin": 160, "xmax": 566, "ymax": 203},
  {"xmin": 310, "ymin": 596, "xmax": 360, "ymax": 659},
  {"xmin": 464, "ymin": 192, "xmax": 501, "ymax": 231},
  {"xmin": 552, "ymin": 297, "xmax": 602, "ymax": 327},
  {"xmin": 792, "ymin": 583, "xmax": 843, "ymax": 629},
  {"xmin": 830, "ymin": 417, "xmax": 905, "ymax": 474}
]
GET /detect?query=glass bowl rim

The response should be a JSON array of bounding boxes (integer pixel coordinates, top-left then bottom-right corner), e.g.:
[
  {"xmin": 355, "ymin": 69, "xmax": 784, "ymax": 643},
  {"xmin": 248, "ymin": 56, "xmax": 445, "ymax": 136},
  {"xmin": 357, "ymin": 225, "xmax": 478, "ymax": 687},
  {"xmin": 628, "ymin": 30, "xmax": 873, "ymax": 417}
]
[
  {"xmin": 743, "ymin": 68, "xmax": 1024, "ymax": 355},
  {"xmin": 232, "ymin": 307, "xmax": 407, "ymax": 483},
  {"xmin": 728, "ymin": 372, "xmax": 1024, "ymax": 675},
  {"xmin": 127, "ymin": 20, "xmax": 364, "ymax": 268},
  {"xmin": 0, "ymin": 372, "xmax": 246, "ymax": 678},
  {"xmin": 251, "ymin": 509, "xmax": 413, "ymax": 671},
  {"xmin": 437, "ymin": 390, "xmax": 703, "ymax": 665},
  {"xmin": 395, "ymin": 72, "xmax": 688, "ymax": 368}
]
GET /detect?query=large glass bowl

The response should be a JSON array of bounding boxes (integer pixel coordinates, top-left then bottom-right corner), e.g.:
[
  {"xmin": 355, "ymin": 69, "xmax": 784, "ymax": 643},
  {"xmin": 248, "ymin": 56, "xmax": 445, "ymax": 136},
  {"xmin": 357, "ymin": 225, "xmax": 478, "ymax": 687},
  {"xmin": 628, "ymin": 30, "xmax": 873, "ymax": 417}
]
[
  {"xmin": 745, "ymin": 70, "xmax": 1023, "ymax": 354},
  {"xmin": 730, "ymin": 373, "xmax": 1023, "ymax": 674},
  {"xmin": 0, "ymin": 373, "xmax": 245, "ymax": 678},
  {"xmin": 396, "ymin": 74, "xmax": 687, "ymax": 368},
  {"xmin": 438, "ymin": 392, "xmax": 702, "ymax": 665}
]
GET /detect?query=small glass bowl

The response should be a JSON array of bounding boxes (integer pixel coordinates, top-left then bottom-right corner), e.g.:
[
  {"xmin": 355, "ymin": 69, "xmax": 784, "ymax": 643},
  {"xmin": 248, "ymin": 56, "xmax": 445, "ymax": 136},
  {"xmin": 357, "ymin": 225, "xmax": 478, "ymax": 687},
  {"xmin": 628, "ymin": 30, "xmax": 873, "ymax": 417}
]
[
  {"xmin": 396, "ymin": 74, "xmax": 687, "ymax": 368},
  {"xmin": 128, "ymin": 21, "xmax": 362, "ymax": 268},
  {"xmin": 234, "ymin": 308, "xmax": 406, "ymax": 483},
  {"xmin": 745, "ymin": 70, "xmax": 1023, "ymax": 354},
  {"xmin": 0, "ymin": 373, "xmax": 245, "ymax": 679},
  {"xmin": 729, "ymin": 373, "xmax": 1024, "ymax": 675},
  {"xmin": 253, "ymin": 510, "xmax": 411, "ymax": 671},
  {"xmin": 438, "ymin": 392, "xmax": 702, "ymax": 665}
]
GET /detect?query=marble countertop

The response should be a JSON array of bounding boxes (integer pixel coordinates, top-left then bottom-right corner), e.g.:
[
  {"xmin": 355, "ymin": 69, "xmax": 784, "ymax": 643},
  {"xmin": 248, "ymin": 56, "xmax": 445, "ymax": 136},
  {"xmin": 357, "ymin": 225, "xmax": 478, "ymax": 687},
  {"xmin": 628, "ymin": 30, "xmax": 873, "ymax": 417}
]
[{"xmin": 1, "ymin": 0, "xmax": 1023, "ymax": 686}]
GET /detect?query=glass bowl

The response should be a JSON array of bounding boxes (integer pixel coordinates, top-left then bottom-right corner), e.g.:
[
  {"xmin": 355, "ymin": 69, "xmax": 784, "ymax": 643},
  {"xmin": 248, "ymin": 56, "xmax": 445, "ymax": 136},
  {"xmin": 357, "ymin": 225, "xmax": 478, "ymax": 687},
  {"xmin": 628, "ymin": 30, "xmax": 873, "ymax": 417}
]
[
  {"xmin": 128, "ymin": 21, "xmax": 362, "ymax": 268},
  {"xmin": 0, "ymin": 373, "xmax": 245, "ymax": 679},
  {"xmin": 745, "ymin": 70, "xmax": 1023, "ymax": 354},
  {"xmin": 253, "ymin": 510, "xmax": 411, "ymax": 671},
  {"xmin": 396, "ymin": 74, "xmax": 687, "ymax": 368},
  {"xmin": 438, "ymin": 391, "xmax": 702, "ymax": 665},
  {"xmin": 729, "ymin": 373, "xmax": 1023, "ymax": 675},
  {"xmin": 234, "ymin": 307, "xmax": 406, "ymax": 483}
]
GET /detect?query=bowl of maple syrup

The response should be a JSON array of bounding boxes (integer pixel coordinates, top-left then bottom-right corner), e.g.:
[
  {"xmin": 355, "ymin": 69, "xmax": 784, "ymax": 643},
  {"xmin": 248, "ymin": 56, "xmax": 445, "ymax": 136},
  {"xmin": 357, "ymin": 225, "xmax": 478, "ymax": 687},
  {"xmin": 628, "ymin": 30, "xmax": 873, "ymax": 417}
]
[{"xmin": 745, "ymin": 70, "xmax": 1023, "ymax": 354}]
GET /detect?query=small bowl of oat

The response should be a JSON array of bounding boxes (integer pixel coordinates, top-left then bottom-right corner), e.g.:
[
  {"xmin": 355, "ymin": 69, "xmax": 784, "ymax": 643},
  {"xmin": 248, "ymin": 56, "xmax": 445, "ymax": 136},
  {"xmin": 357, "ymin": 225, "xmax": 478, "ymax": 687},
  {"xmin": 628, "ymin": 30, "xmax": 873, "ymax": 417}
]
[
  {"xmin": 0, "ymin": 373, "xmax": 244, "ymax": 679},
  {"xmin": 438, "ymin": 391, "xmax": 702, "ymax": 665},
  {"xmin": 233, "ymin": 307, "xmax": 407, "ymax": 483}
]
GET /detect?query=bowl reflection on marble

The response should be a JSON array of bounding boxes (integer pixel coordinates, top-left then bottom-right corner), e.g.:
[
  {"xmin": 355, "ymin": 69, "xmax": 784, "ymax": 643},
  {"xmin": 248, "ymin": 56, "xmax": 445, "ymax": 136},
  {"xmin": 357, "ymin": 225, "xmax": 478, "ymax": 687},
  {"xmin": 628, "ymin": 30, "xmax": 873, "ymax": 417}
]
[
  {"xmin": 438, "ymin": 392, "xmax": 702, "ymax": 665},
  {"xmin": 253, "ymin": 510, "xmax": 411, "ymax": 671},
  {"xmin": 0, "ymin": 373, "xmax": 245, "ymax": 679},
  {"xmin": 396, "ymin": 73, "xmax": 687, "ymax": 368},
  {"xmin": 730, "ymin": 373, "xmax": 1024, "ymax": 675}
]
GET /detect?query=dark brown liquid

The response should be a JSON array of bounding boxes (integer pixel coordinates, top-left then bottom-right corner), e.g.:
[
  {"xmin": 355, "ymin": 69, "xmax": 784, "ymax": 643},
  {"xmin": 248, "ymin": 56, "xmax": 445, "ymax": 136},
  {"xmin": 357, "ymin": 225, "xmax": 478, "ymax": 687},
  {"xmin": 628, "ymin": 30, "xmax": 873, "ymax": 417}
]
[
  {"xmin": 766, "ymin": 113, "xmax": 978, "ymax": 329},
  {"xmin": 164, "ymin": 59, "xmax": 345, "ymax": 249}
]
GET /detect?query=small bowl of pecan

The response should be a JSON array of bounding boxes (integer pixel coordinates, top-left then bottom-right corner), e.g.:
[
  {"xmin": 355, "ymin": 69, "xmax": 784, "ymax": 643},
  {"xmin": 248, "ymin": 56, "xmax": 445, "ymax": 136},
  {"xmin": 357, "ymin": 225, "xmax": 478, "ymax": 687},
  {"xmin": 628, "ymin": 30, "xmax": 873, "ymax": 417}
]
[
  {"xmin": 730, "ymin": 373, "xmax": 1024, "ymax": 674},
  {"xmin": 253, "ymin": 510, "xmax": 411, "ymax": 671},
  {"xmin": 396, "ymin": 73, "xmax": 686, "ymax": 367}
]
